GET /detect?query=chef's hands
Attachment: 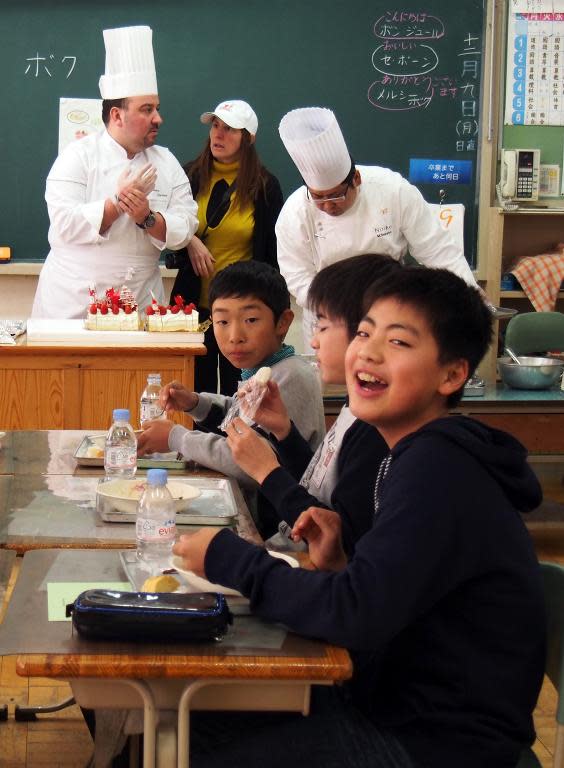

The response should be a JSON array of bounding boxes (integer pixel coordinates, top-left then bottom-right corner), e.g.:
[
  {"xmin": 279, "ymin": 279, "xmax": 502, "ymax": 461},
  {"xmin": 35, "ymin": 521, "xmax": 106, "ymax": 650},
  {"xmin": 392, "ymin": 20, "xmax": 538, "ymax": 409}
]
[
  {"xmin": 159, "ymin": 380, "xmax": 198, "ymax": 414},
  {"xmin": 116, "ymin": 163, "xmax": 157, "ymax": 198},
  {"xmin": 173, "ymin": 529, "xmax": 223, "ymax": 577},
  {"xmin": 137, "ymin": 419, "xmax": 174, "ymax": 456},
  {"xmin": 292, "ymin": 507, "xmax": 347, "ymax": 572},
  {"xmin": 225, "ymin": 418, "xmax": 280, "ymax": 484},
  {"xmin": 113, "ymin": 163, "xmax": 157, "ymax": 222},
  {"xmin": 242, "ymin": 380, "xmax": 291, "ymax": 440},
  {"xmin": 187, "ymin": 236, "xmax": 216, "ymax": 277}
]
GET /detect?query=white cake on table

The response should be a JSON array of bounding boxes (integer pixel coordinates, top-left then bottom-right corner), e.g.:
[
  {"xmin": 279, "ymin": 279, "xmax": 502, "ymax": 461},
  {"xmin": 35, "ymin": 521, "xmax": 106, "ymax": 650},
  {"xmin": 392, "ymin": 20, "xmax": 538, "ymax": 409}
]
[
  {"xmin": 85, "ymin": 285, "xmax": 140, "ymax": 331},
  {"xmin": 145, "ymin": 294, "xmax": 199, "ymax": 332}
]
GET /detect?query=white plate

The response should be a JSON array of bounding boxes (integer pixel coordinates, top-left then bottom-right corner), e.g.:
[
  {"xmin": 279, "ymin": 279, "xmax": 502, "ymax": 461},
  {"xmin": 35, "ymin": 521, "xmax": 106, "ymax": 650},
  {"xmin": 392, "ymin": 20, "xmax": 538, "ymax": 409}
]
[
  {"xmin": 97, "ymin": 478, "xmax": 201, "ymax": 515},
  {"xmin": 170, "ymin": 550, "xmax": 299, "ymax": 597}
]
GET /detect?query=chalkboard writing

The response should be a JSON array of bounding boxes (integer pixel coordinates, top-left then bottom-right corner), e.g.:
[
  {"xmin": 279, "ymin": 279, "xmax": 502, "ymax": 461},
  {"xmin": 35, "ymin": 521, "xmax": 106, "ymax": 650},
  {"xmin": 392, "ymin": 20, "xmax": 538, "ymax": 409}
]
[{"xmin": 0, "ymin": 0, "xmax": 485, "ymax": 267}]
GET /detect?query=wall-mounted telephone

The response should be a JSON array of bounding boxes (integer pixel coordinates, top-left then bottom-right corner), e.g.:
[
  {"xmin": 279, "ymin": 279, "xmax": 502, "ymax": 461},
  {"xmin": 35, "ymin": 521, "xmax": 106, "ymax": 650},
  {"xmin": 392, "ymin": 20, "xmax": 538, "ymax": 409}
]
[{"xmin": 497, "ymin": 148, "xmax": 541, "ymax": 209}]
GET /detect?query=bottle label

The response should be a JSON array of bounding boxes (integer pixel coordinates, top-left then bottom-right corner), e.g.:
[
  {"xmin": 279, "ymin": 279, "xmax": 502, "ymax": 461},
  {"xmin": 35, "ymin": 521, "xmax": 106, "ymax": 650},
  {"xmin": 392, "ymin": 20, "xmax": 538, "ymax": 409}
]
[
  {"xmin": 140, "ymin": 401, "xmax": 165, "ymax": 424},
  {"xmin": 105, "ymin": 447, "xmax": 136, "ymax": 470},
  {"xmin": 136, "ymin": 517, "xmax": 176, "ymax": 542}
]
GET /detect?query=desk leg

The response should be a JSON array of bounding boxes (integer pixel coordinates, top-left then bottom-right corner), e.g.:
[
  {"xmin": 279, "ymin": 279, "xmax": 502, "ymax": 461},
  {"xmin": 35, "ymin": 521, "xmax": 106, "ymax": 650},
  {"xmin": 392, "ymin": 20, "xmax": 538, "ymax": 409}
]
[
  {"xmin": 177, "ymin": 680, "xmax": 211, "ymax": 768},
  {"xmin": 122, "ymin": 680, "xmax": 157, "ymax": 768},
  {"xmin": 176, "ymin": 680, "xmax": 312, "ymax": 768}
]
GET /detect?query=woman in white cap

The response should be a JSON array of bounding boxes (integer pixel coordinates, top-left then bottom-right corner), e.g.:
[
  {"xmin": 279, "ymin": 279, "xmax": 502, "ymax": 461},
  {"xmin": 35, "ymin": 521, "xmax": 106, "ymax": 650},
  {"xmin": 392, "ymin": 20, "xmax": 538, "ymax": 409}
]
[
  {"xmin": 169, "ymin": 100, "xmax": 283, "ymax": 395},
  {"xmin": 275, "ymin": 107, "xmax": 481, "ymax": 343}
]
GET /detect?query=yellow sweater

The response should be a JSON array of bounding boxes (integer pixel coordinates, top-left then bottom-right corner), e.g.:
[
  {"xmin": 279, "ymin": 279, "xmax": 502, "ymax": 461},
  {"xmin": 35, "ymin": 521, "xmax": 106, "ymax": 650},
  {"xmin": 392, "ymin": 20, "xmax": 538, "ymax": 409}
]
[{"xmin": 196, "ymin": 160, "xmax": 254, "ymax": 308}]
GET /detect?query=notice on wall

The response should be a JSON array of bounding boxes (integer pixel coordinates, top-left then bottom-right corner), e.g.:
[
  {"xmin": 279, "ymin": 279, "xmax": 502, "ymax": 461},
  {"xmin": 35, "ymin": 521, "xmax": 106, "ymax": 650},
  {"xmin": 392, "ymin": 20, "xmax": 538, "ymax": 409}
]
[
  {"xmin": 58, "ymin": 97, "xmax": 102, "ymax": 153},
  {"xmin": 505, "ymin": 1, "xmax": 564, "ymax": 125}
]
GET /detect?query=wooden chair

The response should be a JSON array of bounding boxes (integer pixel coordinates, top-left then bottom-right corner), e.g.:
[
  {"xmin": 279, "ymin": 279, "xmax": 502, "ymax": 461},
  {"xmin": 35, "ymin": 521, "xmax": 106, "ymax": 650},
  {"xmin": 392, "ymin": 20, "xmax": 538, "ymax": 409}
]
[
  {"xmin": 517, "ymin": 562, "xmax": 564, "ymax": 767},
  {"xmin": 504, "ymin": 312, "xmax": 564, "ymax": 356}
]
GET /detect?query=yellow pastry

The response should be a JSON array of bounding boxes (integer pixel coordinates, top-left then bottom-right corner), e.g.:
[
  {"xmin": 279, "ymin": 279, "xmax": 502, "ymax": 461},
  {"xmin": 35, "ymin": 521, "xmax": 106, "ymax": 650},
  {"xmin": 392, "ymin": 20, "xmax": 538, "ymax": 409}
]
[{"xmin": 141, "ymin": 574, "xmax": 180, "ymax": 592}]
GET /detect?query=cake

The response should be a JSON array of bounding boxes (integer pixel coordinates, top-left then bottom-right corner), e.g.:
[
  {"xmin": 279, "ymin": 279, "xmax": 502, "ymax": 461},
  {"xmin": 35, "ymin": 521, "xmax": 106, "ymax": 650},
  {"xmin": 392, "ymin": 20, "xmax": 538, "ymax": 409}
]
[
  {"xmin": 85, "ymin": 286, "xmax": 140, "ymax": 331},
  {"xmin": 145, "ymin": 294, "xmax": 200, "ymax": 331}
]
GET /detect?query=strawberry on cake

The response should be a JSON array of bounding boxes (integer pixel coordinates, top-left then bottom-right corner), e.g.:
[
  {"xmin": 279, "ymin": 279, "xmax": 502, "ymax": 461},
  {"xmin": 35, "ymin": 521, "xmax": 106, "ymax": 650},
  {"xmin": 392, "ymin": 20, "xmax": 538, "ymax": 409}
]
[
  {"xmin": 145, "ymin": 294, "xmax": 199, "ymax": 331},
  {"xmin": 85, "ymin": 286, "xmax": 140, "ymax": 331}
]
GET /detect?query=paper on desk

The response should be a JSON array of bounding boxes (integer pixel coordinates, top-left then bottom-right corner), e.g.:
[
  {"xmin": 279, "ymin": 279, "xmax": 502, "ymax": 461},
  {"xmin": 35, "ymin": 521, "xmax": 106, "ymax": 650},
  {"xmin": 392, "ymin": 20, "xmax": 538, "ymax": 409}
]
[{"xmin": 47, "ymin": 582, "xmax": 130, "ymax": 621}]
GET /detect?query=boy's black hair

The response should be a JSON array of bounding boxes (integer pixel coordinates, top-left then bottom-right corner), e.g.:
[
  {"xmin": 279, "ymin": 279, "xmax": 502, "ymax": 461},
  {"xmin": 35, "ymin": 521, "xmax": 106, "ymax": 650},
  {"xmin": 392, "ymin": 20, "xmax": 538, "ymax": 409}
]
[
  {"xmin": 307, "ymin": 254, "xmax": 401, "ymax": 339},
  {"xmin": 208, "ymin": 261, "xmax": 290, "ymax": 322},
  {"xmin": 363, "ymin": 265, "xmax": 493, "ymax": 407}
]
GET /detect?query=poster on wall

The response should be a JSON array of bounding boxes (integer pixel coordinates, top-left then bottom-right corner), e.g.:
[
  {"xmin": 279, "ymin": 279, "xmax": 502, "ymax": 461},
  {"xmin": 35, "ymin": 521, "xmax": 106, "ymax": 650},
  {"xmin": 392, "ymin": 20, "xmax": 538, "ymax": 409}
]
[
  {"xmin": 58, "ymin": 98, "xmax": 102, "ymax": 153},
  {"xmin": 505, "ymin": 0, "xmax": 564, "ymax": 125}
]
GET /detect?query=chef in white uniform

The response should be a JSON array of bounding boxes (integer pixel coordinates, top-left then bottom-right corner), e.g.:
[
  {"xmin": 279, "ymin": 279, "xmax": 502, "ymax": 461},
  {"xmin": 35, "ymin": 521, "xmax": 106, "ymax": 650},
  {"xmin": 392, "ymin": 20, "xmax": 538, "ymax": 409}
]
[
  {"xmin": 32, "ymin": 25, "xmax": 198, "ymax": 319},
  {"xmin": 275, "ymin": 107, "xmax": 481, "ymax": 341}
]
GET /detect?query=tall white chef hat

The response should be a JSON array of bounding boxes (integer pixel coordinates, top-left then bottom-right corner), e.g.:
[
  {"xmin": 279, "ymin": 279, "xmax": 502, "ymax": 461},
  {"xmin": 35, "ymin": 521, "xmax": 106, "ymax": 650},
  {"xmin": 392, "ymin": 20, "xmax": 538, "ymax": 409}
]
[
  {"xmin": 278, "ymin": 107, "xmax": 351, "ymax": 190},
  {"xmin": 99, "ymin": 25, "xmax": 158, "ymax": 100}
]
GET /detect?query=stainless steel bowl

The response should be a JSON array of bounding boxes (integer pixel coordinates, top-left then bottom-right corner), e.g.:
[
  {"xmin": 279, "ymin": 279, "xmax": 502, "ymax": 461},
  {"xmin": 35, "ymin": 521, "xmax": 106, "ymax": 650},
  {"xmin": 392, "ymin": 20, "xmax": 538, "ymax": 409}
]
[{"xmin": 497, "ymin": 356, "xmax": 564, "ymax": 390}]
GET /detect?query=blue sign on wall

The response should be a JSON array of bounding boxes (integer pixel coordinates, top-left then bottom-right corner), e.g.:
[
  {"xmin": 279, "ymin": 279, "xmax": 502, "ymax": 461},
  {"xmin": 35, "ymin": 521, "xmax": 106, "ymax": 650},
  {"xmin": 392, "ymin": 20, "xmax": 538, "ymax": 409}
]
[{"xmin": 409, "ymin": 158, "xmax": 473, "ymax": 185}]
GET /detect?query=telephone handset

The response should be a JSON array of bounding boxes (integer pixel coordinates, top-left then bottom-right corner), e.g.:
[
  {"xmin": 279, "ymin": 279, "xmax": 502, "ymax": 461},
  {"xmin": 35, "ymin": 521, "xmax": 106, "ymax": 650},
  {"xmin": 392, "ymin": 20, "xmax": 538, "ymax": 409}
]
[{"xmin": 497, "ymin": 148, "xmax": 540, "ymax": 209}]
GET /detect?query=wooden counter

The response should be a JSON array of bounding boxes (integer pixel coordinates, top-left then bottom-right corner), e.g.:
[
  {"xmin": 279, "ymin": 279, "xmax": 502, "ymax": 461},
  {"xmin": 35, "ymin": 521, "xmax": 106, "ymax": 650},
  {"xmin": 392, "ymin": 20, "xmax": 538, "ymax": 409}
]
[{"xmin": 0, "ymin": 338, "xmax": 206, "ymax": 430}]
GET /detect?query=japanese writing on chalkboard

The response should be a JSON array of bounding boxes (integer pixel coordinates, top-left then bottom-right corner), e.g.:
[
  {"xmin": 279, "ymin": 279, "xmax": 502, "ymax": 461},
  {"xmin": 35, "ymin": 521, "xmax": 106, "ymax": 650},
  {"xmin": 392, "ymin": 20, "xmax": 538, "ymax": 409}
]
[
  {"xmin": 367, "ymin": 10, "xmax": 481, "ymax": 152},
  {"xmin": 25, "ymin": 53, "xmax": 77, "ymax": 79}
]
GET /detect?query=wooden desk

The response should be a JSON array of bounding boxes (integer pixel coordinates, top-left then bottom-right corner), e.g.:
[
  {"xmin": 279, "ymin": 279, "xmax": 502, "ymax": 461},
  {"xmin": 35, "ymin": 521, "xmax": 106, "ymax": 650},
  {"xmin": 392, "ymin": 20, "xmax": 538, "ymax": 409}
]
[
  {"xmin": 9, "ymin": 550, "xmax": 352, "ymax": 768},
  {"xmin": 0, "ymin": 340, "xmax": 205, "ymax": 430}
]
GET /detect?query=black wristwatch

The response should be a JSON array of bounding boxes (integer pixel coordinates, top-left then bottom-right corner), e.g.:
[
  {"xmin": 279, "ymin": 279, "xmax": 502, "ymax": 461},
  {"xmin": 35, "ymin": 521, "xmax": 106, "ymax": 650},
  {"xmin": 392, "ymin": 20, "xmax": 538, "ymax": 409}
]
[{"xmin": 136, "ymin": 211, "xmax": 156, "ymax": 229}]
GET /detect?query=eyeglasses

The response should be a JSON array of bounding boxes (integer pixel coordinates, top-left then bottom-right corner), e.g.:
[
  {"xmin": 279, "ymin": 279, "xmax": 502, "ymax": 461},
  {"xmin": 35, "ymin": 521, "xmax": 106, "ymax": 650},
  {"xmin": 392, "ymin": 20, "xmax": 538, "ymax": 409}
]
[{"xmin": 306, "ymin": 182, "xmax": 352, "ymax": 205}]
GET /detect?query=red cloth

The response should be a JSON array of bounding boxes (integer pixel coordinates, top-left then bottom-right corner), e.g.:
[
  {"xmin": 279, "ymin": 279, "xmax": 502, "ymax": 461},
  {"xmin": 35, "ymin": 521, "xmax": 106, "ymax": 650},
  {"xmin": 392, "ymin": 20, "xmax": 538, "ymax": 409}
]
[{"xmin": 510, "ymin": 245, "xmax": 564, "ymax": 312}]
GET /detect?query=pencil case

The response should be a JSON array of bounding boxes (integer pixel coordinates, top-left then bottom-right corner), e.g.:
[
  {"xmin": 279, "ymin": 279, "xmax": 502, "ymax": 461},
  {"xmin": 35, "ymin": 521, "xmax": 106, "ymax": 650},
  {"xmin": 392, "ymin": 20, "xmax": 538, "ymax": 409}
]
[{"xmin": 66, "ymin": 589, "xmax": 232, "ymax": 642}]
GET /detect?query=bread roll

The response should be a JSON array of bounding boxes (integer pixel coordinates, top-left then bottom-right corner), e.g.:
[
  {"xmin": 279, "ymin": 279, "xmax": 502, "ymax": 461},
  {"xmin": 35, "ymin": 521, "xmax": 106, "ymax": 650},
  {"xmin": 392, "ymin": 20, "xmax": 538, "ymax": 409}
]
[{"xmin": 141, "ymin": 574, "xmax": 180, "ymax": 592}]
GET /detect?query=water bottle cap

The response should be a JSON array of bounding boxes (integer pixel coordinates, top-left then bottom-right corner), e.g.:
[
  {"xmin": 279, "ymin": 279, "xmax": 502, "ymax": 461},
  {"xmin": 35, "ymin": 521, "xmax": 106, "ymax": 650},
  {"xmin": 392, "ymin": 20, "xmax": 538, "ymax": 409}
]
[
  {"xmin": 112, "ymin": 408, "xmax": 130, "ymax": 422},
  {"xmin": 146, "ymin": 468, "xmax": 168, "ymax": 486}
]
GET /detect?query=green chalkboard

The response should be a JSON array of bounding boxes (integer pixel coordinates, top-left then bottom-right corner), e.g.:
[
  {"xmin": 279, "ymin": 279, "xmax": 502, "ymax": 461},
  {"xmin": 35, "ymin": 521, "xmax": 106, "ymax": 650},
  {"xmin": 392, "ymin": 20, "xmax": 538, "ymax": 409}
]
[{"xmin": 1, "ymin": 0, "xmax": 485, "ymax": 266}]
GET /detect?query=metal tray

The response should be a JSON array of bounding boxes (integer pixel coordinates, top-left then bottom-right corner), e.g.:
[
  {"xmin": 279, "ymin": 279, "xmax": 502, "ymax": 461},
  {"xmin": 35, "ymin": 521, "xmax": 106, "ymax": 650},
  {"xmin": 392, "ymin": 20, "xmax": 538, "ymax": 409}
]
[
  {"xmin": 97, "ymin": 475, "xmax": 240, "ymax": 526},
  {"xmin": 74, "ymin": 434, "xmax": 187, "ymax": 470}
]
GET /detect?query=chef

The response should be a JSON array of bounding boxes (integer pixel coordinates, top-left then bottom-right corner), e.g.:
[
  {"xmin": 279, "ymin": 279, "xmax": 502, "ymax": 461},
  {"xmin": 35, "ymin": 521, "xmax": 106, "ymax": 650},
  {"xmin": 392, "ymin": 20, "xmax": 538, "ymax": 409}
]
[
  {"xmin": 32, "ymin": 25, "xmax": 198, "ymax": 319},
  {"xmin": 275, "ymin": 107, "xmax": 481, "ymax": 341}
]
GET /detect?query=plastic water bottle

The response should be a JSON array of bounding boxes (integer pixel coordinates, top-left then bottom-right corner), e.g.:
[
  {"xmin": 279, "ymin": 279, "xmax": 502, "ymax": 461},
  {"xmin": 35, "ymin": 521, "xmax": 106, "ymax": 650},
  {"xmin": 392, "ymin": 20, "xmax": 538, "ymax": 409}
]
[
  {"xmin": 136, "ymin": 468, "xmax": 177, "ymax": 562},
  {"xmin": 140, "ymin": 373, "xmax": 165, "ymax": 426},
  {"xmin": 104, "ymin": 408, "xmax": 137, "ymax": 478}
]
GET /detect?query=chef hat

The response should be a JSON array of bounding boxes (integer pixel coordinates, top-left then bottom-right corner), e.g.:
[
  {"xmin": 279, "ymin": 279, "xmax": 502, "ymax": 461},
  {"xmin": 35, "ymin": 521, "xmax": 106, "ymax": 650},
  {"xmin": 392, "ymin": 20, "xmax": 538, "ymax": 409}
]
[
  {"xmin": 99, "ymin": 26, "xmax": 158, "ymax": 100},
  {"xmin": 279, "ymin": 107, "xmax": 351, "ymax": 190}
]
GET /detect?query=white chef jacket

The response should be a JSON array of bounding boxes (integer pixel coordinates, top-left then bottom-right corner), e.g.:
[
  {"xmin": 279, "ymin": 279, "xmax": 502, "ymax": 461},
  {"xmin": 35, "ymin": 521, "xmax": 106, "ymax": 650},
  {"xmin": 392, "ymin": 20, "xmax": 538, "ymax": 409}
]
[
  {"xmin": 276, "ymin": 165, "xmax": 477, "ymax": 313},
  {"xmin": 32, "ymin": 130, "xmax": 198, "ymax": 319}
]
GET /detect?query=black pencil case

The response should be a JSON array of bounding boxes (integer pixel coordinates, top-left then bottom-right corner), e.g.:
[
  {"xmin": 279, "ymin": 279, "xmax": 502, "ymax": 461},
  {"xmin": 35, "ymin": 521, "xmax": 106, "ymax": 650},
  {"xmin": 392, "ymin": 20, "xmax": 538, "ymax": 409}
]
[{"xmin": 66, "ymin": 589, "xmax": 232, "ymax": 642}]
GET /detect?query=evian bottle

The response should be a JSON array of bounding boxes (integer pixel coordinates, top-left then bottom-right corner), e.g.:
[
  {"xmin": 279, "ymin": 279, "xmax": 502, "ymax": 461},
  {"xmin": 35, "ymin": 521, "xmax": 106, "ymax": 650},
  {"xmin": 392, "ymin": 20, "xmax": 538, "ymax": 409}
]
[
  {"xmin": 104, "ymin": 408, "xmax": 137, "ymax": 478},
  {"xmin": 136, "ymin": 469, "xmax": 176, "ymax": 563}
]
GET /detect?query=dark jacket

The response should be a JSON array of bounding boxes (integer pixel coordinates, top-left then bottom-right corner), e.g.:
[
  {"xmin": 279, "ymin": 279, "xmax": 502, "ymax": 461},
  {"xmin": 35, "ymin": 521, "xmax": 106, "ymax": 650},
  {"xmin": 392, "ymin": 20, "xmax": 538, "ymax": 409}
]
[
  {"xmin": 169, "ymin": 166, "xmax": 283, "ymax": 303},
  {"xmin": 263, "ymin": 417, "xmax": 388, "ymax": 554},
  {"xmin": 205, "ymin": 415, "xmax": 546, "ymax": 768}
]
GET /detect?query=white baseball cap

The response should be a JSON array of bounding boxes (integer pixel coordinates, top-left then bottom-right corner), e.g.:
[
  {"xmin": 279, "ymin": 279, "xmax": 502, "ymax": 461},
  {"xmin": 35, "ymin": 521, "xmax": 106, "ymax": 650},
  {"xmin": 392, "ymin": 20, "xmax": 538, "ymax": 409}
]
[
  {"xmin": 279, "ymin": 107, "xmax": 351, "ymax": 190},
  {"xmin": 99, "ymin": 25, "xmax": 158, "ymax": 100},
  {"xmin": 200, "ymin": 100, "xmax": 258, "ymax": 136}
]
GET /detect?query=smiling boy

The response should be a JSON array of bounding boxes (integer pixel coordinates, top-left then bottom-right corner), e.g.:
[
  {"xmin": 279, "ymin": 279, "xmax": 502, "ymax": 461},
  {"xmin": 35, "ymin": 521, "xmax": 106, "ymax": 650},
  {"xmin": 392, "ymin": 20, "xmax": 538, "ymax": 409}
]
[{"xmin": 174, "ymin": 266, "xmax": 545, "ymax": 768}]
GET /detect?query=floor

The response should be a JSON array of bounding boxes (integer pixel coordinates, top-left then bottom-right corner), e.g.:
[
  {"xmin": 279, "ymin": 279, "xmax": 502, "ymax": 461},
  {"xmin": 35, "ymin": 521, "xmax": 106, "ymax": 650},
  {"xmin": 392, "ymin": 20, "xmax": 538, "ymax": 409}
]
[{"xmin": 0, "ymin": 541, "xmax": 560, "ymax": 767}]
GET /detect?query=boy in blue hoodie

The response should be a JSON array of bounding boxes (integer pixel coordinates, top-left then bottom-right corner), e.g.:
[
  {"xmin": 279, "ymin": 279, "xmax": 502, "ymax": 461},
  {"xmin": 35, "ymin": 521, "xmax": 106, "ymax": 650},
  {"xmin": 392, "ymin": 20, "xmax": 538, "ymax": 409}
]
[{"xmin": 174, "ymin": 266, "xmax": 545, "ymax": 768}]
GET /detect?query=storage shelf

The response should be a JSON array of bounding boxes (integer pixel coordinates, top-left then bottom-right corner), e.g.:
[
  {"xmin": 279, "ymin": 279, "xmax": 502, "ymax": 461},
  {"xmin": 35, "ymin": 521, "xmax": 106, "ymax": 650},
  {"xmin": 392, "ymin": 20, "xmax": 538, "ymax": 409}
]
[{"xmin": 500, "ymin": 291, "xmax": 564, "ymax": 299}]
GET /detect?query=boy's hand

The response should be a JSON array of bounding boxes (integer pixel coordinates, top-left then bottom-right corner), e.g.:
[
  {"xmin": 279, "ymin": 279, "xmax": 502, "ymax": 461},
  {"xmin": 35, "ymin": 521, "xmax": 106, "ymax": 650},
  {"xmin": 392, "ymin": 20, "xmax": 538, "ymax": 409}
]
[
  {"xmin": 240, "ymin": 380, "xmax": 291, "ymax": 440},
  {"xmin": 172, "ymin": 529, "xmax": 223, "ymax": 577},
  {"xmin": 225, "ymin": 418, "xmax": 280, "ymax": 484},
  {"xmin": 292, "ymin": 507, "xmax": 347, "ymax": 572},
  {"xmin": 159, "ymin": 380, "xmax": 198, "ymax": 413},
  {"xmin": 138, "ymin": 419, "xmax": 174, "ymax": 456}
]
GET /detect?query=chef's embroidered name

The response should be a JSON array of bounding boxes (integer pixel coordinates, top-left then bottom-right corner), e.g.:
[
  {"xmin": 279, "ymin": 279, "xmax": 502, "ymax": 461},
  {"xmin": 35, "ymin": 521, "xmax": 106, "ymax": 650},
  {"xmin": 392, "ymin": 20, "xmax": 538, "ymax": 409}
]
[{"xmin": 374, "ymin": 224, "xmax": 392, "ymax": 238}]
